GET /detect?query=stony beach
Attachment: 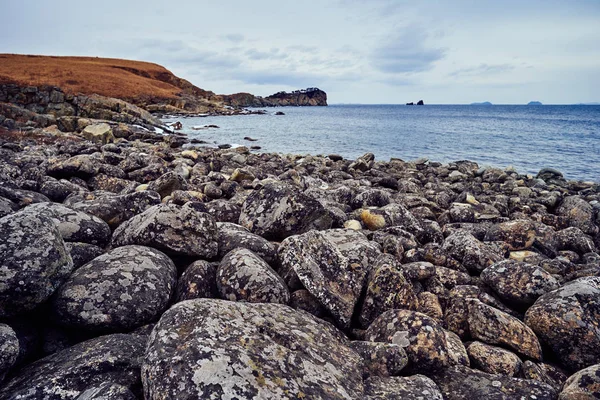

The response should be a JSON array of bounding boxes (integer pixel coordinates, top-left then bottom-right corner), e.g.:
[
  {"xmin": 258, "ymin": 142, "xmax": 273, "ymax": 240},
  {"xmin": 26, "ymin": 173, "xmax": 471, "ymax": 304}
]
[{"xmin": 0, "ymin": 114, "xmax": 599, "ymax": 400}]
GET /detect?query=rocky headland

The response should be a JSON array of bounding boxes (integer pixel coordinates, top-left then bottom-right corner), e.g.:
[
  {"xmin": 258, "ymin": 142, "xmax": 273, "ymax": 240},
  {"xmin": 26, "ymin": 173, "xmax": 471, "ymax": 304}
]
[
  {"xmin": 223, "ymin": 87, "xmax": 328, "ymax": 107},
  {"xmin": 0, "ymin": 115, "xmax": 599, "ymax": 399}
]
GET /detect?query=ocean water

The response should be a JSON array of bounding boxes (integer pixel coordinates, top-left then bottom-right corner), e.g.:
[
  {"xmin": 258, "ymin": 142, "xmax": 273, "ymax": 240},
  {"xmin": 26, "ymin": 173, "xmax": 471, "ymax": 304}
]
[{"xmin": 162, "ymin": 105, "xmax": 600, "ymax": 182}]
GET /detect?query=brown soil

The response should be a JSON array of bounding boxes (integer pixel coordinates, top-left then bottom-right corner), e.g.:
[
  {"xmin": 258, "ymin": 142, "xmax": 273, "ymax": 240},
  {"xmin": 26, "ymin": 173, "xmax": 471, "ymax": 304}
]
[{"xmin": 0, "ymin": 54, "xmax": 214, "ymax": 102}]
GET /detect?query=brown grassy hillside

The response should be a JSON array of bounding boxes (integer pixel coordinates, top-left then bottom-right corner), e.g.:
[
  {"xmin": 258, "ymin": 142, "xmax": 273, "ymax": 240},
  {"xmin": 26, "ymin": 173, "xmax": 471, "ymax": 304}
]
[{"xmin": 0, "ymin": 54, "xmax": 216, "ymax": 103}]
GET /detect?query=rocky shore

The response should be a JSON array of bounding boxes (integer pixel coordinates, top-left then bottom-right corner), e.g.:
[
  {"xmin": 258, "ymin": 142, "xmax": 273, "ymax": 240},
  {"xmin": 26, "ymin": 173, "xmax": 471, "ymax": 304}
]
[{"xmin": 0, "ymin": 123, "xmax": 599, "ymax": 399}]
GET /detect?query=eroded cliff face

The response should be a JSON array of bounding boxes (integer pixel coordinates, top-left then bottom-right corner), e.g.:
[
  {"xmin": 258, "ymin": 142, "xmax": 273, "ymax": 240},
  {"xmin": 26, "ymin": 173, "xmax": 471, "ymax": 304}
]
[{"xmin": 222, "ymin": 88, "xmax": 328, "ymax": 107}]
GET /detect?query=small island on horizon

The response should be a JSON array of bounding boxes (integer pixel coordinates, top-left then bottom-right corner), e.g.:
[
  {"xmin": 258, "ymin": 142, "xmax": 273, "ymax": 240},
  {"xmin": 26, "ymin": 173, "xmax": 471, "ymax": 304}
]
[{"xmin": 527, "ymin": 101, "xmax": 543, "ymax": 105}]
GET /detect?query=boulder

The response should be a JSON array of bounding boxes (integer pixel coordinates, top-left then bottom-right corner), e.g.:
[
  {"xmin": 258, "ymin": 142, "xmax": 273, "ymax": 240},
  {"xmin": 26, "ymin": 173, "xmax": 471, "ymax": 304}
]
[
  {"xmin": 556, "ymin": 226, "xmax": 597, "ymax": 254},
  {"xmin": 0, "ymin": 185, "xmax": 50, "ymax": 207},
  {"xmin": 442, "ymin": 230, "xmax": 503, "ymax": 273},
  {"xmin": 53, "ymin": 245, "xmax": 177, "ymax": 332},
  {"xmin": 217, "ymin": 248, "xmax": 290, "ymax": 304},
  {"xmin": 0, "ymin": 323, "xmax": 19, "ymax": 383},
  {"xmin": 147, "ymin": 171, "xmax": 186, "ymax": 198},
  {"xmin": 25, "ymin": 202, "xmax": 111, "ymax": 246},
  {"xmin": 467, "ymin": 299, "xmax": 542, "ymax": 360},
  {"xmin": 0, "ymin": 210, "xmax": 73, "ymax": 317},
  {"xmin": 0, "ymin": 333, "xmax": 145, "ymax": 399},
  {"xmin": 111, "ymin": 203, "xmax": 218, "ymax": 258},
  {"xmin": 525, "ymin": 276, "xmax": 600, "ymax": 371},
  {"xmin": 278, "ymin": 230, "xmax": 372, "ymax": 328},
  {"xmin": 484, "ymin": 219, "xmax": 537, "ymax": 251},
  {"xmin": 480, "ymin": 259, "xmax": 560, "ymax": 307},
  {"xmin": 467, "ymin": 341, "xmax": 522, "ymax": 376},
  {"xmin": 69, "ymin": 190, "xmax": 161, "ymax": 229},
  {"xmin": 559, "ymin": 363, "xmax": 600, "ymax": 400},
  {"xmin": 75, "ymin": 382, "xmax": 137, "ymax": 400},
  {"xmin": 365, "ymin": 309, "xmax": 452, "ymax": 373},
  {"xmin": 217, "ymin": 222, "xmax": 278, "ymax": 265},
  {"xmin": 142, "ymin": 299, "xmax": 364, "ymax": 399},
  {"xmin": 556, "ymin": 196, "xmax": 598, "ymax": 236},
  {"xmin": 364, "ymin": 375, "xmax": 443, "ymax": 400},
  {"xmin": 359, "ymin": 254, "xmax": 418, "ymax": 327},
  {"xmin": 430, "ymin": 365, "xmax": 558, "ymax": 400},
  {"xmin": 65, "ymin": 242, "xmax": 105, "ymax": 270},
  {"xmin": 349, "ymin": 341, "xmax": 408, "ymax": 378},
  {"xmin": 239, "ymin": 182, "xmax": 331, "ymax": 240},
  {"xmin": 81, "ymin": 123, "xmax": 115, "ymax": 145},
  {"xmin": 175, "ymin": 260, "xmax": 218, "ymax": 302}
]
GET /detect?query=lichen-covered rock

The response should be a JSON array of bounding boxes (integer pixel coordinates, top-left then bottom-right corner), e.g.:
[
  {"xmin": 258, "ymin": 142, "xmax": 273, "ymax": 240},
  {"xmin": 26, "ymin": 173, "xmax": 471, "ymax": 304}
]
[
  {"xmin": 239, "ymin": 182, "xmax": 331, "ymax": 240},
  {"xmin": 81, "ymin": 123, "xmax": 115, "ymax": 144},
  {"xmin": 217, "ymin": 248, "xmax": 289, "ymax": 304},
  {"xmin": 559, "ymin": 363, "xmax": 600, "ymax": 400},
  {"xmin": 0, "ymin": 210, "xmax": 73, "ymax": 317},
  {"xmin": 365, "ymin": 309, "xmax": 451, "ymax": 373},
  {"xmin": 522, "ymin": 361, "xmax": 568, "ymax": 392},
  {"xmin": 53, "ymin": 245, "xmax": 177, "ymax": 332},
  {"xmin": 278, "ymin": 230, "xmax": 368, "ymax": 328},
  {"xmin": 147, "ymin": 171, "xmax": 185, "ymax": 198},
  {"xmin": 289, "ymin": 289, "xmax": 327, "ymax": 318},
  {"xmin": 556, "ymin": 196, "xmax": 599, "ymax": 236},
  {"xmin": 364, "ymin": 375, "xmax": 443, "ymax": 400},
  {"xmin": 467, "ymin": 341, "xmax": 522, "ymax": 376},
  {"xmin": 445, "ymin": 330, "xmax": 469, "ymax": 367},
  {"xmin": 467, "ymin": 299, "xmax": 542, "ymax": 360},
  {"xmin": 65, "ymin": 242, "xmax": 104, "ymax": 270},
  {"xmin": 525, "ymin": 276, "xmax": 600, "ymax": 371},
  {"xmin": 0, "ymin": 333, "xmax": 145, "ymax": 400},
  {"xmin": 47, "ymin": 154, "xmax": 101, "ymax": 179},
  {"xmin": 25, "ymin": 202, "xmax": 111, "ymax": 246},
  {"xmin": 442, "ymin": 230, "xmax": 503, "ymax": 273},
  {"xmin": 556, "ymin": 226, "xmax": 597, "ymax": 254},
  {"xmin": 69, "ymin": 190, "xmax": 161, "ymax": 229},
  {"xmin": 142, "ymin": 299, "xmax": 364, "ymax": 400},
  {"xmin": 359, "ymin": 254, "xmax": 418, "ymax": 327},
  {"xmin": 175, "ymin": 260, "xmax": 218, "ymax": 302},
  {"xmin": 0, "ymin": 185, "xmax": 51, "ymax": 207},
  {"xmin": 430, "ymin": 365, "xmax": 558, "ymax": 400},
  {"xmin": 217, "ymin": 222, "xmax": 278, "ymax": 265},
  {"xmin": 484, "ymin": 219, "xmax": 537, "ymax": 250},
  {"xmin": 480, "ymin": 259, "xmax": 560, "ymax": 307},
  {"xmin": 198, "ymin": 199, "xmax": 241, "ymax": 223},
  {"xmin": 75, "ymin": 382, "xmax": 137, "ymax": 400},
  {"xmin": 0, "ymin": 323, "xmax": 19, "ymax": 383},
  {"xmin": 111, "ymin": 203, "xmax": 218, "ymax": 258},
  {"xmin": 350, "ymin": 341, "xmax": 408, "ymax": 378}
]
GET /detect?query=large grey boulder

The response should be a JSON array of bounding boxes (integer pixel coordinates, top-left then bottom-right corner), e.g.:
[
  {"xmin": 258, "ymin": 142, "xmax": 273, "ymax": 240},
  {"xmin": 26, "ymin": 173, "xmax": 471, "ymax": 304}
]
[
  {"xmin": 556, "ymin": 196, "xmax": 598, "ymax": 236},
  {"xmin": 76, "ymin": 382, "xmax": 136, "ymax": 400},
  {"xmin": 217, "ymin": 248, "xmax": 290, "ymax": 304},
  {"xmin": 525, "ymin": 276, "xmax": 600, "ymax": 371},
  {"xmin": 176, "ymin": 260, "xmax": 218, "ymax": 302},
  {"xmin": 25, "ymin": 202, "xmax": 111, "ymax": 246},
  {"xmin": 53, "ymin": 245, "xmax": 177, "ymax": 332},
  {"xmin": 278, "ymin": 229, "xmax": 374, "ymax": 328},
  {"xmin": 111, "ymin": 203, "xmax": 218, "ymax": 258},
  {"xmin": 0, "ymin": 210, "xmax": 73, "ymax": 317},
  {"xmin": 142, "ymin": 299, "xmax": 364, "ymax": 399},
  {"xmin": 442, "ymin": 230, "xmax": 503, "ymax": 273},
  {"xmin": 239, "ymin": 182, "xmax": 331, "ymax": 240},
  {"xmin": 217, "ymin": 222, "xmax": 278, "ymax": 264},
  {"xmin": 364, "ymin": 375, "xmax": 443, "ymax": 399},
  {"xmin": 0, "ymin": 333, "xmax": 145, "ymax": 400}
]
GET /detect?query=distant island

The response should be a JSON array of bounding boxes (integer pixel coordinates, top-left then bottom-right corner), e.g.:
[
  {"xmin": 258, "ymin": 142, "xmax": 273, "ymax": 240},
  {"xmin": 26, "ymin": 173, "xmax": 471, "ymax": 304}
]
[
  {"xmin": 470, "ymin": 102, "xmax": 492, "ymax": 105},
  {"xmin": 406, "ymin": 100, "xmax": 424, "ymax": 105},
  {"xmin": 527, "ymin": 101, "xmax": 543, "ymax": 105}
]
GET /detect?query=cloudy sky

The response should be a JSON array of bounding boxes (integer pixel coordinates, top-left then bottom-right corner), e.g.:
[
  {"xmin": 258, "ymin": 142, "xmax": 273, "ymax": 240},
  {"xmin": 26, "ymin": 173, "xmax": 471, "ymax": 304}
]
[{"xmin": 1, "ymin": 0, "xmax": 599, "ymax": 104}]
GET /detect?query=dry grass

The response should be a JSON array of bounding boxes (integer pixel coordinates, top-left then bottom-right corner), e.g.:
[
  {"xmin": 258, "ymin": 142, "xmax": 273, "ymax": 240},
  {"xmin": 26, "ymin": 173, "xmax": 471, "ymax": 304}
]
[{"xmin": 0, "ymin": 54, "xmax": 200, "ymax": 101}]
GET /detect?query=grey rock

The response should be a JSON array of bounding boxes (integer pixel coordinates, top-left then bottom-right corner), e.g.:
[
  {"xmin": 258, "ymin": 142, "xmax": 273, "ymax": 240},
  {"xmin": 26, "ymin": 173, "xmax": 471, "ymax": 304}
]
[
  {"xmin": 76, "ymin": 382, "xmax": 137, "ymax": 400},
  {"xmin": 430, "ymin": 365, "xmax": 558, "ymax": 400},
  {"xmin": 364, "ymin": 375, "xmax": 443, "ymax": 400},
  {"xmin": 525, "ymin": 276, "xmax": 600, "ymax": 371},
  {"xmin": 556, "ymin": 196, "xmax": 598, "ymax": 236},
  {"xmin": 0, "ymin": 323, "xmax": 19, "ymax": 383},
  {"xmin": 0, "ymin": 210, "xmax": 73, "ymax": 317},
  {"xmin": 217, "ymin": 248, "xmax": 290, "ymax": 304},
  {"xmin": 25, "ymin": 202, "xmax": 111, "ymax": 246},
  {"xmin": 556, "ymin": 226, "xmax": 597, "ymax": 254},
  {"xmin": 147, "ymin": 171, "xmax": 185, "ymax": 198},
  {"xmin": 239, "ymin": 182, "xmax": 331, "ymax": 240},
  {"xmin": 111, "ymin": 203, "xmax": 218, "ymax": 258},
  {"xmin": 65, "ymin": 242, "xmax": 105, "ymax": 270},
  {"xmin": 442, "ymin": 230, "xmax": 503, "ymax": 273},
  {"xmin": 0, "ymin": 185, "xmax": 50, "ymax": 207},
  {"xmin": 142, "ymin": 299, "xmax": 363, "ymax": 400},
  {"xmin": 467, "ymin": 341, "xmax": 522, "ymax": 376},
  {"xmin": 176, "ymin": 260, "xmax": 218, "ymax": 302},
  {"xmin": 480, "ymin": 259, "xmax": 560, "ymax": 307},
  {"xmin": 53, "ymin": 245, "xmax": 177, "ymax": 332},
  {"xmin": 0, "ymin": 333, "xmax": 145, "ymax": 400},
  {"xmin": 349, "ymin": 341, "xmax": 408, "ymax": 378},
  {"xmin": 559, "ymin": 363, "xmax": 600, "ymax": 400},
  {"xmin": 217, "ymin": 222, "xmax": 278, "ymax": 265}
]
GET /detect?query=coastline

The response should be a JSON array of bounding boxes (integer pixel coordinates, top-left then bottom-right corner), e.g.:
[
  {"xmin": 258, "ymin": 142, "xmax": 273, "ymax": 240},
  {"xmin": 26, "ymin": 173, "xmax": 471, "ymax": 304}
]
[{"xmin": 0, "ymin": 126, "xmax": 599, "ymax": 398}]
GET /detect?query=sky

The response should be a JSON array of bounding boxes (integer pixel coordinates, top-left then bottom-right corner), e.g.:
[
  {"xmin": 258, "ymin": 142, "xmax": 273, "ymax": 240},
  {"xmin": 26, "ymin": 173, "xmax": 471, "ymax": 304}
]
[{"xmin": 1, "ymin": 0, "xmax": 599, "ymax": 104}]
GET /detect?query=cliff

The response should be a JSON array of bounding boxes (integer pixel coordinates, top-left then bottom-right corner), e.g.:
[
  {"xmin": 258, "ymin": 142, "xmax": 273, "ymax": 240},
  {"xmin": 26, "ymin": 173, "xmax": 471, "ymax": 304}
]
[{"xmin": 223, "ymin": 88, "xmax": 328, "ymax": 107}]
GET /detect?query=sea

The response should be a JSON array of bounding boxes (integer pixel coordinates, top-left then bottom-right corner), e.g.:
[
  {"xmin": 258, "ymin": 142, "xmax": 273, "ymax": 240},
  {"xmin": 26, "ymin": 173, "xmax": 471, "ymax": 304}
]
[{"xmin": 162, "ymin": 105, "xmax": 600, "ymax": 182}]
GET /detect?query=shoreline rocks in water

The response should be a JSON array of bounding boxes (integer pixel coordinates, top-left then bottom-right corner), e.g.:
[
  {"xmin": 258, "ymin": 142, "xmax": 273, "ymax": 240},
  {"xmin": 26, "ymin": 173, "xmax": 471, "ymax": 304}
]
[{"xmin": 0, "ymin": 125, "xmax": 599, "ymax": 399}]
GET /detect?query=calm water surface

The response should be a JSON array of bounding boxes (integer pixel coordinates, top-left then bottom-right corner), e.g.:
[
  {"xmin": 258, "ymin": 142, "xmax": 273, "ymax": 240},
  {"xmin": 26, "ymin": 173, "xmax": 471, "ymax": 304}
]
[{"xmin": 162, "ymin": 105, "xmax": 600, "ymax": 182}]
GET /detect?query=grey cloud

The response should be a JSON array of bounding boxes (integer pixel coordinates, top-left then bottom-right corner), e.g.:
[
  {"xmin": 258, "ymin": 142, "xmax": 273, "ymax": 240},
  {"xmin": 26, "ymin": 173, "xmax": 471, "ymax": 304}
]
[
  {"xmin": 449, "ymin": 63, "xmax": 516, "ymax": 77},
  {"xmin": 245, "ymin": 48, "xmax": 288, "ymax": 61},
  {"xmin": 223, "ymin": 33, "xmax": 245, "ymax": 43},
  {"xmin": 371, "ymin": 29, "xmax": 446, "ymax": 74}
]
